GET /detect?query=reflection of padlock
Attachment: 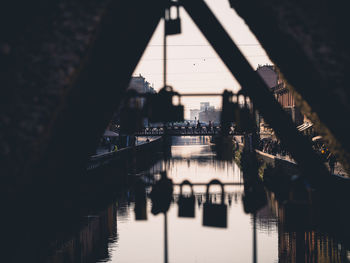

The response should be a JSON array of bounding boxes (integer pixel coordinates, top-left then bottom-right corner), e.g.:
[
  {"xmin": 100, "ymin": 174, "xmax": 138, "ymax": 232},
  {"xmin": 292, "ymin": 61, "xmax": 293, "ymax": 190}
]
[
  {"xmin": 165, "ymin": 3, "xmax": 181, "ymax": 35},
  {"xmin": 134, "ymin": 196, "xmax": 147, "ymax": 220},
  {"xmin": 134, "ymin": 182, "xmax": 147, "ymax": 220},
  {"xmin": 145, "ymin": 86, "xmax": 184, "ymax": 123},
  {"xmin": 178, "ymin": 180, "xmax": 195, "ymax": 218},
  {"xmin": 203, "ymin": 179, "xmax": 227, "ymax": 228}
]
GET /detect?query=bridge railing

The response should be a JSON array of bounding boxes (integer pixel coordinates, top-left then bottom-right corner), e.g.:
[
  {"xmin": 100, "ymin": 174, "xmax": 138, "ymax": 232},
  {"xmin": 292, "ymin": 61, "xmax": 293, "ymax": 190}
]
[{"xmin": 131, "ymin": 125, "xmax": 237, "ymax": 136}]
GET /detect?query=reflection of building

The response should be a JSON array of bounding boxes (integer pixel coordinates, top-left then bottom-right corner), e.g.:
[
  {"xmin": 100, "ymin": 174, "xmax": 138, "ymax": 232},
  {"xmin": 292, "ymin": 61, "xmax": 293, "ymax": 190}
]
[
  {"xmin": 255, "ymin": 204, "xmax": 277, "ymax": 233},
  {"xmin": 278, "ymin": 229, "xmax": 346, "ymax": 263},
  {"xmin": 267, "ymin": 193, "xmax": 347, "ymax": 263},
  {"xmin": 256, "ymin": 65, "xmax": 303, "ymax": 126},
  {"xmin": 47, "ymin": 204, "xmax": 117, "ymax": 263}
]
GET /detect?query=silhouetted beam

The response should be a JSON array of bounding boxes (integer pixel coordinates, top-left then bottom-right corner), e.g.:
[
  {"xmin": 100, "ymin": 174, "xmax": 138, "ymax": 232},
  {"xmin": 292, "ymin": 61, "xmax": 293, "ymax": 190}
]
[
  {"xmin": 182, "ymin": 0, "xmax": 329, "ymax": 183},
  {"xmin": 173, "ymin": 182, "xmax": 243, "ymax": 186},
  {"xmin": 0, "ymin": 0, "xmax": 166, "ymax": 197},
  {"xmin": 228, "ymin": 0, "xmax": 350, "ymax": 175},
  {"xmin": 41, "ymin": 0, "xmax": 166, "ymax": 191}
]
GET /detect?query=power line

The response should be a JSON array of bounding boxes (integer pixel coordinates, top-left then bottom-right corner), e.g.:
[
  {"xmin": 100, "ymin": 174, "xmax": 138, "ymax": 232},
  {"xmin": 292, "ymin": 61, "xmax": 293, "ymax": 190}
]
[
  {"xmin": 163, "ymin": 79, "xmax": 234, "ymax": 82},
  {"xmin": 141, "ymin": 55, "xmax": 267, "ymax": 61},
  {"xmin": 140, "ymin": 71, "xmax": 229, "ymax": 75},
  {"xmin": 147, "ymin": 44, "xmax": 261, "ymax": 47}
]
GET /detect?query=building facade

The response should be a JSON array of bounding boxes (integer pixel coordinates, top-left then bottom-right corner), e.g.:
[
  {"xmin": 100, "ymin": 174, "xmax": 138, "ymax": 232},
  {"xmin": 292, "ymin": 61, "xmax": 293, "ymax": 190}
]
[
  {"xmin": 127, "ymin": 74, "xmax": 156, "ymax": 109},
  {"xmin": 200, "ymin": 102, "xmax": 210, "ymax": 111},
  {"xmin": 256, "ymin": 65, "xmax": 304, "ymax": 126},
  {"xmin": 128, "ymin": 74, "xmax": 156, "ymax": 94},
  {"xmin": 198, "ymin": 109, "xmax": 220, "ymax": 124},
  {"xmin": 190, "ymin": 102, "xmax": 220, "ymax": 123},
  {"xmin": 190, "ymin": 109, "xmax": 201, "ymax": 121},
  {"xmin": 272, "ymin": 82, "xmax": 304, "ymax": 125}
]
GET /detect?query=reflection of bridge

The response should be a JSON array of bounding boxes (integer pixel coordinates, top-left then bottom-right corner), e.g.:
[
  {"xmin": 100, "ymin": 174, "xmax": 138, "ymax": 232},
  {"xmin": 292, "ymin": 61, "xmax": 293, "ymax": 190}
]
[{"xmin": 134, "ymin": 126, "xmax": 238, "ymax": 136}]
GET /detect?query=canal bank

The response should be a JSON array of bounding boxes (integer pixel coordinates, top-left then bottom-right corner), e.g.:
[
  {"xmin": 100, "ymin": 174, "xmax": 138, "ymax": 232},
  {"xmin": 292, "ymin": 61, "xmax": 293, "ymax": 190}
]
[
  {"xmin": 0, "ymin": 138, "xmax": 166, "ymax": 263},
  {"xmin": 235, "ymin": 136, "xmax": 350, "ymax": 184},
  {"xmin": 2, "ymin": 136, "xmax": 349, "ymax": 263},
  {"xmin": 87, "ymin": 136, "xmax": 163, "ymax": 171},
  {"xmin": 45, "ymin": 136, "xmax": 350, "ymax": 262},
  {"xmin": 234, "ymin": 136, "xmax": 350, "ymax": 249}
]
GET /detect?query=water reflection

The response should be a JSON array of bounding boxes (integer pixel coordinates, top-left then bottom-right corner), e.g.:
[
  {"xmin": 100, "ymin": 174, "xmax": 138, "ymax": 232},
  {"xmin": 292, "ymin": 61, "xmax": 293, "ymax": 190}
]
[
  {"xmin": 44, "ymin": 136, "xmax": 349, "ymax": 263},
  {"xmin": 46, "ymin": 204, "xmax": 117, "ymax": 263}
]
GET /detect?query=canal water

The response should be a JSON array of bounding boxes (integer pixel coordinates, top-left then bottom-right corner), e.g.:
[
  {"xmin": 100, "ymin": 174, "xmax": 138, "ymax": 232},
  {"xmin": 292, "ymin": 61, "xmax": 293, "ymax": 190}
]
[{"xmin": 46, "ymin": 136, "xmax": 349, "ymax": 263}]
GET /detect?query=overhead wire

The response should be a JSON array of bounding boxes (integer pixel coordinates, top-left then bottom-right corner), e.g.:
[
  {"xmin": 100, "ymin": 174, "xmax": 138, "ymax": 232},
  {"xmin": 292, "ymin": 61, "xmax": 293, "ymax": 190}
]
[
  {"xmin": 141, "ymin": 55, "xmax": 267, "ymax": 61},
  {"xmin": 147, "ymin": 44, "xmax": 261, "ymax": 47}
]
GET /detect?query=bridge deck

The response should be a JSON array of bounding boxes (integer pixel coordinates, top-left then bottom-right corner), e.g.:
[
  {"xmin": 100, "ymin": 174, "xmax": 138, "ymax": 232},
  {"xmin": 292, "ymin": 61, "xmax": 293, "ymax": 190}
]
[{"xmin": 133, "ymin": 126, "xmax": 239, "ymax": 136}]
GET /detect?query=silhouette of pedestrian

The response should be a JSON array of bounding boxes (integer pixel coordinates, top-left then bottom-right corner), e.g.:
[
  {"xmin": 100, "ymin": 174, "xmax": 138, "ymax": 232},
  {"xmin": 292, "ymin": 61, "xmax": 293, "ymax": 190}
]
[
  {"xmin": 328, "ymin": 153, "xmax": 337, "ymax": 174},
  {"xmin": 196, "ymin": 120, "xmax": 201, "ymax": 132}
]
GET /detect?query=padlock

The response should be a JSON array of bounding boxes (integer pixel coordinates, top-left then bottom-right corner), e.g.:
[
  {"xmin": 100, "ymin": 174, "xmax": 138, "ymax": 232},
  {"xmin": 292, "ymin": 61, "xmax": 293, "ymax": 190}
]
[
  {"xmin": 220, "ymin": 90, "xmax": 234, "ymax": 123},
  {"xmin": 203, "ymin": 179, "xmax": 227, "ymax": 228},
  {"xmin": 150, "ymin": 171, "xmax": 173, "ymax": 215},
  {"xmin": 220, "ymin": 90, "xmax": 237, "ymax": 135},
  {"xmin": 165, "ymin": 3, "xmax": 181, "ymax": 35},
  {"xmin": 134, "ymin": 182, "xmax": 147, "ymax": 220},
  {"xmin": 134, "ymin": 201, "xmax": 147, "ymax": 220},
  {"xmin": 234, "ymin": 93, "xmax": 256, "ymax": 134},
  {"xmin": 145, "ymin": 86, "xmax": 184, "ymax": 123},
  {"xmin": 178, "ymin": 180, "xmax": 195, "ymax": 218},
  {"xmin": 171, "ymin": 97, "xmax": 184, "ymax": 122}
]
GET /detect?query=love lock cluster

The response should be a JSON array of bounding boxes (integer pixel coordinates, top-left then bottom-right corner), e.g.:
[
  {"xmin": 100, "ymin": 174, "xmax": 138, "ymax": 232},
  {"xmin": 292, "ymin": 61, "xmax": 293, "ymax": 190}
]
[
  {"xmin": 139, "ymin": 177, "xmax": 229, "ymax": 228},
  {"xmin": 178, "ymin": 179, "xmax": 228, "ymax": 228},
  {"xmin": 119, "ymin": 86, "xmax": 184, "ymax": 135}
]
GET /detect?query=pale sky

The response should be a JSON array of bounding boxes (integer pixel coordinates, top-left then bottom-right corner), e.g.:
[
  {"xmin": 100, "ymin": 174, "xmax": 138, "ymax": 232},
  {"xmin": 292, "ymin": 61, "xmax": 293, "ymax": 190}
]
[{"xmin": 133, "ymin": 0, "xmax": 272, "ymax": 115}]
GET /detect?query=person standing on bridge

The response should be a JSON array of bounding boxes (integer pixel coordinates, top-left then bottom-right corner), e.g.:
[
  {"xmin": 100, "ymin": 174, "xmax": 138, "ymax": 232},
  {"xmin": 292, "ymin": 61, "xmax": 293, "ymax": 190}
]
[
  {"xmin": 186, "ymin": 121, "xmax": 190, "ymax": 134},
  {"xmin": 196, "ymin": 120, "xmax": 201, "ymax": 131}
]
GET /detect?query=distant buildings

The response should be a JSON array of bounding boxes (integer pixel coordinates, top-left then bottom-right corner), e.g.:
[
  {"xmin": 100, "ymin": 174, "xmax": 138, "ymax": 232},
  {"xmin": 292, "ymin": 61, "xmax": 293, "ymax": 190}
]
[
  {"xmin": 190, "ymin": 102, "xmax": 220, "ymax": 124},
  {"xmin": 190, "ymin": 109, "xmax": 201, "ymax": 121},
  {"xmin": 199, "ymin": 109, "xmax": 220, "ymax": 124},
  {"xmin": 200, "ymin": 102, "xmax": 210, "ymax": 111},
  {"xmin": 127, "ymin": 74, "xmax": 156, "ymax": 109},
  {"xmin": 128, "ymin": 74, "xmax": 156, "ymax": 94},
  {"xmin": 256, "ymin": 65, "xmax": 304, "ymax": 126},
  {"xmin": 256, "ymin": 64, "xmax": 278, "ymax": 89}
]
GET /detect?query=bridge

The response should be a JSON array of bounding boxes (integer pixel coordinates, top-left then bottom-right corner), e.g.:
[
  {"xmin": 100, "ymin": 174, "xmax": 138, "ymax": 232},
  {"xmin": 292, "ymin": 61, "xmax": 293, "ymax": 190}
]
[
  {"xmin": 132, "ymin": 125, "xmax": 239, "ymax": 136},
  {"xmin": 1, "ymin": 0, "xmax": 350, "ymax": 197}
]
